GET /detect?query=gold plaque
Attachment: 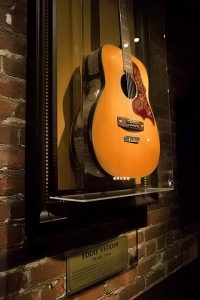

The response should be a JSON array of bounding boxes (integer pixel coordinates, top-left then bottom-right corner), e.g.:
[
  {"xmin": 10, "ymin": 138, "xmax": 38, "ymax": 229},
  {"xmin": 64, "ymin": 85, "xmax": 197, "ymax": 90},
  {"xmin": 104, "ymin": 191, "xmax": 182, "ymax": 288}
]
[{"xmin": 67, "ymin": 236, "xmax": 128, "ymax": 295}]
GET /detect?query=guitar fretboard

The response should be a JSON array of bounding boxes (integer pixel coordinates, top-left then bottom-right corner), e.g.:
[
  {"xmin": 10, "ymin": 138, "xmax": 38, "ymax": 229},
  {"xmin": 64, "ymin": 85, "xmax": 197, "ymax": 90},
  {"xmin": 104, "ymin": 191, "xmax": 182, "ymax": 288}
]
[{"xmin": 119, "ymin": 0, "xmax": 133, "ymax": 75}]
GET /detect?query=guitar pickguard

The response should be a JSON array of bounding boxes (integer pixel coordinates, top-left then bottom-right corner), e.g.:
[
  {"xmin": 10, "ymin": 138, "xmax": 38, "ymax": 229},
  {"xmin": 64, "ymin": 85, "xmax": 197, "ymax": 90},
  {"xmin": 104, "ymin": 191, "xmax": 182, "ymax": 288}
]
[{"xmin": 132, "ymin": 62, "xmax": 155, "ymax": 125}]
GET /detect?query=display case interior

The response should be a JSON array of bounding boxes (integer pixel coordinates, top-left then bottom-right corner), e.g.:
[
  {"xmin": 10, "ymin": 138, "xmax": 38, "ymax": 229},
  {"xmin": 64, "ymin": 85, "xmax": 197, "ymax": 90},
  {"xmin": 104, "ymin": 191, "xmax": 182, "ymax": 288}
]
[
  {"xmin": 50, "ymin": 0, "xmax": 173, "ymax": 203},
  {"xmin": 26, "ymin": 0, "xmax": 174, "ymax": 230}
]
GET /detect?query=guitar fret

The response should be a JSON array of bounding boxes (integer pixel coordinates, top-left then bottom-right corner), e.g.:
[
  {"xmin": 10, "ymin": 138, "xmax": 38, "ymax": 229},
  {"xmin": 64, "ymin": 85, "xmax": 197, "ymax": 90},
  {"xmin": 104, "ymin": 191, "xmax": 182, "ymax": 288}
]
[
  {"xmin": 119, "ymin": 0, "xmax": 133, "ymax": 75},
  {"xmin": 123, "ymin": 53, "xmax": 133, "ymax": 75},
  {"xmin": 121, "ymin": 30, "xmax": 130, "ymax": 42},
  {"xmin": 122, "ymin": 40, "xmax": 131, "ymax": 51},
  {"xmin": 123, "ymin": 64, "xmax": 133, "ymax": 75},
  {"xmin": 123, "ymin": 53, "xmax": 132, "ymax": 60},
  {"xmin": 121, "ymin": 25, "xmax": 128, "ymax": 33},
  {"xmin": 121, "ymin": 15, "xmax": 128, "ymax": 23}
]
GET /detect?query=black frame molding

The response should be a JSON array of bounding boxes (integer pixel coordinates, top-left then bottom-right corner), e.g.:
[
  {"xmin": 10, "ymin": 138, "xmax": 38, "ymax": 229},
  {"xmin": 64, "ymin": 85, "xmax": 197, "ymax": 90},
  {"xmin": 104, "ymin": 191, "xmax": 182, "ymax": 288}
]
[
  {"xmin": 26, "ymin": 0, "xmax": 53, "ymax": 237},
  {"xmin": 25, "ymin": 0, "xmax": 171, "ymax": 239}
]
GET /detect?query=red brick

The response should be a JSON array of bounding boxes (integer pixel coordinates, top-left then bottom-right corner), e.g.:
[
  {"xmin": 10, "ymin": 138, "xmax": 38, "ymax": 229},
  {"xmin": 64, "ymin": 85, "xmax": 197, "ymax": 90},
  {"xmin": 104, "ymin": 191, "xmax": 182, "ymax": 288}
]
[
  {"xmin": 167, "ymin": 255, "xmax": 182, "ymax": 273},
  {"xmin": 166, "ymin": 229, "xmax": 182, "ymax": 245},
  {"xmin": 0, "ymin": 247, "xmax": 31, "ymax": 271},
  {"xmin": 120, "ymin": 269, "xmax": 137, "ymax": 286},
  {"xmin": 9, "ymin": 0, "xmax": 27, "ymax": 17},
  {"xmin": 0, "ymin": 96, "xmax": 13, "ymax": 118},
  {"xmin": 156, "ymin": 235, "xmax": 165, "ymax": 251},
  {"xmin": 138, "ymin": 245, "xmax": 145, "ymax": 260},
  {"xmin": 145, "ymin": 224, "xmax": 166, "ymax": 242},
  {"xmin": 31, "ymin": 259, "xmax": 66, "ymax": 285},
  {"xmin": 0, "ymin": 201, "xmax": 8, "ymax": 222},
  {"xmin": 105, "ymin": 269, "xmax": 137, "ymax": 294},
  {"xmin": 137, "ymin": 256, "xmax": 157, "ymax": 276},
  {"xmin": 182, "ymin": 236, "xmax": 198, "ymax": 263},
  {"xmin": 163, "ymin": 243, "xmax": 181, "ymax": 262},
  {"xmin": 105, "ymin": 275, "xmax": 123, "ymax": 294},
  {"xmin": 19, "ymin": 127, "xmax": 25, "ymax": 145},
  {"xmin": 15, "ymin": 291, "xmax": 40, "ymax": 300},
  {"xmin": 3, "ymin": 56, "xmax": 26, "ymax": 79},
  {"xmin": 146, "ymin": 267, "xmax": 165, "ymax": 287},
  {"xmin": 127, "ymin": 233, "xmax": 136, "ymax": 248},
  {"xmin": 138, "ymin": 230, "xmax": 144, "ymax": 244},
  {"xmin": 0, "ymin": 9, "xmax": 26, "ymax": 36},
  {"xmin": 0, "ymin": 149, "xmax": 25, "ymax": 169},
  {"xmin": 0, "ymin": 0, "xmax": 14, "ymax": 6},
  {"xmin": 104, "ymin": 296, "xmax": 119, "ymax": 300},
  {"xmin": 0, "ymin": 270, "xmax": 28, "ymax": 297},
  {"xmin": 41, "ymin": 278, "xmax": 65, "ymax": 300},
  {"xmin": 119, "ymin": 277, "xmax": 145, "ymax": 300},
  {"xmin": 146, "ymin": 241, "xmax": 156, "ymax": 256},
  {"xmin": 0, "ymin": 126, "xmax": 18, "ymax": 145},
  {"xmin": 0, "ymin": 175, "xmax": 24, "ymax": 196},
  {"xmin": 0, "ymin": 32, "xmax": 26, "ymax": 56},
  {"xmin": 15, "ymin": 102, "xmax": 26, "ymax": 119},
  {"xmin": 148, "ymin": 208, "xmax": 170, "ymax": 225},
  {"xmin": 128, "ymin": 231, "xmax": 144, "ymax": 248},
  {"xmin": 0, "ymin": 76, "xmax": 26, "ymax": 99},
  {"xmin": 10, "ymin": 198, "xmax": 25, "ymax": 219},
  {"xmin": 0, "ymin": 224, "xmax": 23, "ymax": 246},
  {"xmin": 75, "ymin": 284, "xmax": 105, "ymax": 300}
]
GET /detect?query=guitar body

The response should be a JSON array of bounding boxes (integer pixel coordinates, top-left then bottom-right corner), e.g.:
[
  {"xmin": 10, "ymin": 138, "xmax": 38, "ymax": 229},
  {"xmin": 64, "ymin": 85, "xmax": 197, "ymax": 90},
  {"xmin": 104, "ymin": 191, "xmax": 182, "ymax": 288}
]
[{"xmin": 86, "ymin": 44, "xmax": 160, "ymax": 178}]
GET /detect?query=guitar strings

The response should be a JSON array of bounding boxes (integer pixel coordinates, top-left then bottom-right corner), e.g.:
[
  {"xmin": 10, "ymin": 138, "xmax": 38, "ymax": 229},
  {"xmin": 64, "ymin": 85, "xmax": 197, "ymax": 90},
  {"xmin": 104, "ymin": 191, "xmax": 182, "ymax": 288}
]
[{"xmin": 126, "ymin": 71, "xmax": 134, "ymax": 100}]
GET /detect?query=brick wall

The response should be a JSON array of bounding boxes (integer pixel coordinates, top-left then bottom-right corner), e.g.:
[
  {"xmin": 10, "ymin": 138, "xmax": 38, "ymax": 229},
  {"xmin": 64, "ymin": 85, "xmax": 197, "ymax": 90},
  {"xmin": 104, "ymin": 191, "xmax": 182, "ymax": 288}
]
[{"xmin": 0, "ymin": 0, "xmax": 199, "ymax": 299}]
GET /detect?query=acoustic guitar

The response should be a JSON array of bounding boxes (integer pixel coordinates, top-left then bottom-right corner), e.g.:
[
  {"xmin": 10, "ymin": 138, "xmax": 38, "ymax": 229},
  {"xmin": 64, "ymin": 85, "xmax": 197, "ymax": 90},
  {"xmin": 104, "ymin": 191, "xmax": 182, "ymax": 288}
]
[{"xmin": 71, "ymin": 0, "xmax": 160, "ymax": 179}]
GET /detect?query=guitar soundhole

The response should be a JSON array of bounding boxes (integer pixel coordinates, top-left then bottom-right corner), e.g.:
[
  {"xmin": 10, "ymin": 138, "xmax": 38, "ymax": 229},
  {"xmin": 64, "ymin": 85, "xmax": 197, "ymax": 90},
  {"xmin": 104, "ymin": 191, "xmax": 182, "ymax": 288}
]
[{"xmin": 121, "ymin": 73, "xmax": 136, "ymax": 99}]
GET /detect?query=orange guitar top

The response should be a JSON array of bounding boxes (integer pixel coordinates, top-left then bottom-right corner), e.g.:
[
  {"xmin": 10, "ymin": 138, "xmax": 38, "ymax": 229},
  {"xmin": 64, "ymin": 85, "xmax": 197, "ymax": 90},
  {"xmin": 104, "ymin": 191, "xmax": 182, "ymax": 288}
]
[{"xmin": 90, "ymin": 44, "xmax": 160, "ymax": 178}]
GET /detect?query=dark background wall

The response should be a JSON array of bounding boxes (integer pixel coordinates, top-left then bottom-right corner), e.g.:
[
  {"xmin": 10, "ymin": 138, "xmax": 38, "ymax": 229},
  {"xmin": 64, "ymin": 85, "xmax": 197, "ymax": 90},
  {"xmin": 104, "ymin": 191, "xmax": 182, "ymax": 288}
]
[
  {"xmin": 0, "ymin": 0, "xmax": 199, "ymax": 299},
  {"xmin": 165, "ymin": 0, "xmax": 200, "ymax": 224}
]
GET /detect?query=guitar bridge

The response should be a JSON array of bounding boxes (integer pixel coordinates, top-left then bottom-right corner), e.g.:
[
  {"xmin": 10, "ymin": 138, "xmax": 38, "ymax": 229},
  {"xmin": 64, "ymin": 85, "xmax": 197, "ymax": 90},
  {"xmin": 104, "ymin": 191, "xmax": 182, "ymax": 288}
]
[
  {"xmin": 117, "ymin": 117, "xmax": 144, "ymax": 131},
  {"xmin": 124, "ymin": 136, "xmax": 140, "ymax": 144}
]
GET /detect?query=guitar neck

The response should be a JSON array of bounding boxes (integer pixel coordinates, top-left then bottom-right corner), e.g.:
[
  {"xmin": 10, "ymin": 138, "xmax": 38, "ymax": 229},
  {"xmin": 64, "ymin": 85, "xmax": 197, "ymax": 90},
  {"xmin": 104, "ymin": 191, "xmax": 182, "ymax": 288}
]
[{"xmin": 118, "ymin": 0, "xmax": 133, "ymax": 75}]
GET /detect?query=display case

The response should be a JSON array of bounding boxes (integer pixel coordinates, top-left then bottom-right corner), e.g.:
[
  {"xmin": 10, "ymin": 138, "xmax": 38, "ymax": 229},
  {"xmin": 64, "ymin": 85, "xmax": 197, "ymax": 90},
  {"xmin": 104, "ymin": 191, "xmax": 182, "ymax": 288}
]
[{"xmin": 26, "ymin": 0, "xmax": 173, "ymax": 232}]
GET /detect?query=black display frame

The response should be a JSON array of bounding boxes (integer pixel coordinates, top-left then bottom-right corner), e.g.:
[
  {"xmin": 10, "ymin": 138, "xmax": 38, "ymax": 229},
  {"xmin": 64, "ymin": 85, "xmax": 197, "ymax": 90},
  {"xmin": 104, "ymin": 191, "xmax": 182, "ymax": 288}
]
[{"xmin": 26, "ymin": 0, "xmax": 173, "ymax": 238}]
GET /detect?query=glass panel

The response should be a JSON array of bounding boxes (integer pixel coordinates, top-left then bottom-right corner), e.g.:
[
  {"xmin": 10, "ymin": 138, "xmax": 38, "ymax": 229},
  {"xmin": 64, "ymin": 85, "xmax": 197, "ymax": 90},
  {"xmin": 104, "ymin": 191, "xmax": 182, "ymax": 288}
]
[
  {"xmin": 53, "ymin": 0, "xmax": 173, "ymax": 201},
  {"xmin": 135, "ymin": 0, "xmax": 173, "ymax": 191}
]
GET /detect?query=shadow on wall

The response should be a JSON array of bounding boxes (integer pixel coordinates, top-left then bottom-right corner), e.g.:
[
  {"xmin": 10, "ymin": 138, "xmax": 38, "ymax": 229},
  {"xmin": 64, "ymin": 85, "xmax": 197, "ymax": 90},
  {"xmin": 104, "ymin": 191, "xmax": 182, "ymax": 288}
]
[
  {"xmin": 175, "ymin": 69, "xmax": 200, "ymax": 224},
  {"xmin": 135, "ymin": 257, "xmax": 200, "ymax": 300},
  {"xmin": 165, "ymin": 0, "xmax": 200, "ymax": 225}
]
